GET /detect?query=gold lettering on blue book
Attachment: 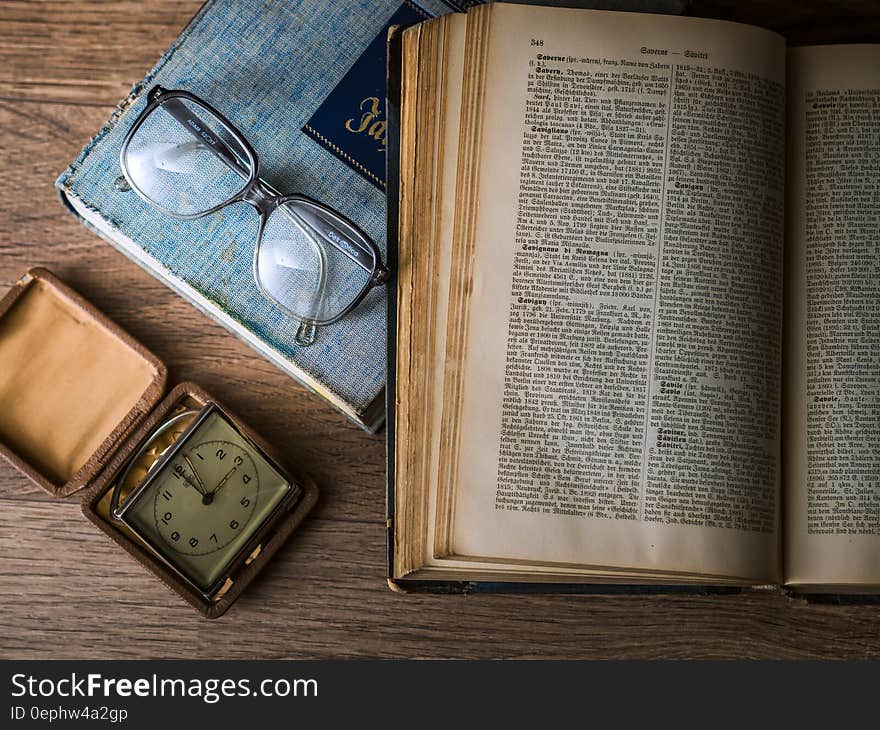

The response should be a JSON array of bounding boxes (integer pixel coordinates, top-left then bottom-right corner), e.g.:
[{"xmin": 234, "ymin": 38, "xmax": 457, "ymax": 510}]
[
  {"xmin": 344, "ymin": 97, "xmax": 387, "ymax": 151},
  {"xmin": 302, "ymin": 2, "xmax": 437, "ymax": 189}
]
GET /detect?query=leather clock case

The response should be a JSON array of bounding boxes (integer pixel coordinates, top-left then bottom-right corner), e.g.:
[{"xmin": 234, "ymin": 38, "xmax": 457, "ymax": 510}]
[
  {"xmin": 83, "ymin": 382, "xmax": 319, "ymax": 619},
  {"xmin": 0, "ymin": 268, "xmax": 318, "ymax": 618}
]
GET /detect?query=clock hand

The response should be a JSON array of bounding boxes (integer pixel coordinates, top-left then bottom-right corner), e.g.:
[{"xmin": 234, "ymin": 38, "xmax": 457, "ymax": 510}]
[
  {"xmin": 210, "ymin": 466, "xmax": 238, "ymax": 496},
  {"xmin": 181, "ymin": 473, "xmax": 206, "ymax": 495},
  {"xmin": 183, "ymin": 455, "xmax": 209, "ymax": 495}
]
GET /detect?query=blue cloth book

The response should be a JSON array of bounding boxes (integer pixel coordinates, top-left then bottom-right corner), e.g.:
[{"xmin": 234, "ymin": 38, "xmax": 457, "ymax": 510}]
[{"xmin": 56, "ymin": 0, "xmax": 472, "ymax": 431}]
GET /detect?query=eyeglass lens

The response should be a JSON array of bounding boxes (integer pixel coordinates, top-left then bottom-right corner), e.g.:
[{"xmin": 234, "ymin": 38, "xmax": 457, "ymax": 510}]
[
  {"xmin": 123, "ymin": 97, "xmax": 252, "ymax": 216},
  {"xmin": 257, "ymin": 198, "xmax": 376, "ymax": 326}
]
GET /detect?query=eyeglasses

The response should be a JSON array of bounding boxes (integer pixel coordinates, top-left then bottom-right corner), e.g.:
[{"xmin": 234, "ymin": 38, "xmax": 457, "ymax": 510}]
[{"xmin": 119, "ymin": 85, "xmax": 389, "ymax": 346}]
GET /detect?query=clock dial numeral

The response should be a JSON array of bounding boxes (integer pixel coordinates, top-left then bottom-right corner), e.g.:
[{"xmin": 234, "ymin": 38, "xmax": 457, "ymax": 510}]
[
  {"xmin": 171, "ymin": 531, "xmax": 180, "ymax": 542},
  {"xmin": 151, "ymin": 439, "xmax": 260, "ymax": 558}
]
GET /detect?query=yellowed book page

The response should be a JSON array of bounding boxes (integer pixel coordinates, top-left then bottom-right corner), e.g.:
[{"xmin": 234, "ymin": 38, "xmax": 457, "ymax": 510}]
[
  {"xmin": 784, "ymin": 45, "xmax": 880, "ymax": 587},
  {"xmin": 445, "ymin": 4, "xmax": 785, "ymax": 581},
  {"xmin": 420, "ymin": 13, "xmax": 468, "ymax": 572}
]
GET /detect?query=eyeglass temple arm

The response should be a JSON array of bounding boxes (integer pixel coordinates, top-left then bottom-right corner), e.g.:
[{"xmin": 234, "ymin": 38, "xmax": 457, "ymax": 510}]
[
  {"xmin": 156, "ymin": 96, "xmax": 252, "ymax": 183},
  {"xmin": 276, "ymin": 199, "xmax": 379, "ymax": 276},
  {"xmin": 267, "ymin": 194, "xmax": 390, "ymax": 296}
]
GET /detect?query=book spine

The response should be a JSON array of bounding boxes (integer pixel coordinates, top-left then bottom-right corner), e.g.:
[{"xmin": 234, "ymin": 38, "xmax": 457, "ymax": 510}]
[{"xmin": 385, "ymin": 24, "xmax": 405, "ymax": 577}]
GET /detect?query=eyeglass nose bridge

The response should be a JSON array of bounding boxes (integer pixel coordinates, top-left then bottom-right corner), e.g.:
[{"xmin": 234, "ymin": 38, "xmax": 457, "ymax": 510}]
[{"xmin": 240, "ymin": 179, "xmax": 278, "ymax": 215}]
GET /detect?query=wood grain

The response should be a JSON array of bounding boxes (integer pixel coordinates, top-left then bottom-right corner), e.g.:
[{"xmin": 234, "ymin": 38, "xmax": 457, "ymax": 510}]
[{"xmin": 1, "ymin": 0, "xmax": 880, "ymax": 659}]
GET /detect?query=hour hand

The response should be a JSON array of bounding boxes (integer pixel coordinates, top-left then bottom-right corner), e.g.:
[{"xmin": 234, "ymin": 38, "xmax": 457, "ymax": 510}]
[{"xmin": 183, "ymin": 455, "xmax": 208, "ymax": 495}]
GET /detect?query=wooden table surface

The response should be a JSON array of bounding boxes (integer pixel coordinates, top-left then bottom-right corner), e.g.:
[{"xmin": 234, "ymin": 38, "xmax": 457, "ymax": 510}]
[{"xmin": 2, "ymin": 0, "xmax": 880, "ymax": 660}]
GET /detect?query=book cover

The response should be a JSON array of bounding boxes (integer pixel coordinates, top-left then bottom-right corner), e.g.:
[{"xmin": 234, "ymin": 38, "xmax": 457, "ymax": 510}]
[{"xmin": 56, "ymin": 0, "xmax": 468, "ymax": 431}]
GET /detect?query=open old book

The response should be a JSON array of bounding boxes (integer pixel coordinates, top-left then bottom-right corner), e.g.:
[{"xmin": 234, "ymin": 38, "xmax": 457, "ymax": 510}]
[{"xmin": 389, "ymin": 3, "xmax": 880, "ymax": 592}]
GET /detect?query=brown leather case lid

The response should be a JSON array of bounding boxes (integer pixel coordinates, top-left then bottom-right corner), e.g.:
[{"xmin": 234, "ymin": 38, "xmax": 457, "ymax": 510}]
[{"xmin": 0, "ymin": 268, "xmax": 167, "ymax": 496}]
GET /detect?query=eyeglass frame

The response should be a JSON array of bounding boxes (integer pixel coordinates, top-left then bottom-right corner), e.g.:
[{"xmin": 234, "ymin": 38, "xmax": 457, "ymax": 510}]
[{"xmin": 119, "ymin": 85, "xmax": 390, "ymax": 330}]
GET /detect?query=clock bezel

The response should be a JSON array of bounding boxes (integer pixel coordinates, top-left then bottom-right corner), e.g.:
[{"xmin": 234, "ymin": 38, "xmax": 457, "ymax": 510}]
[{"xmin": 112, "ymin": 401, "xmax": 300, "ymax": 598}]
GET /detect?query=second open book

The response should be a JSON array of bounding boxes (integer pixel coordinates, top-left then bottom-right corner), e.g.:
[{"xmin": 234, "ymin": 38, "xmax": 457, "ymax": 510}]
[{"xmin": 391, "ymin": 3, "xmax": 880, "ymax": 591}]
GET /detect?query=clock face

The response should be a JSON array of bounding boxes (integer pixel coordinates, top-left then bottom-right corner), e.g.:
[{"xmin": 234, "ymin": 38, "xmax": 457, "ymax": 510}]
[
  {"xmin": 120, "ymin": 406, "xmax": 295, "ymax": 593},
  {"xmin": 154, "ymin": 439, "xmax": 260, "ymax": 555}
]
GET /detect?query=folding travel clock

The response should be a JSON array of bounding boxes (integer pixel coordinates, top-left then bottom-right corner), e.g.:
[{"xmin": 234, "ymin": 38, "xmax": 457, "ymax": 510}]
[{"xmin": 0, "ymin": 268, "xmax": 318, "ymax": 618}]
